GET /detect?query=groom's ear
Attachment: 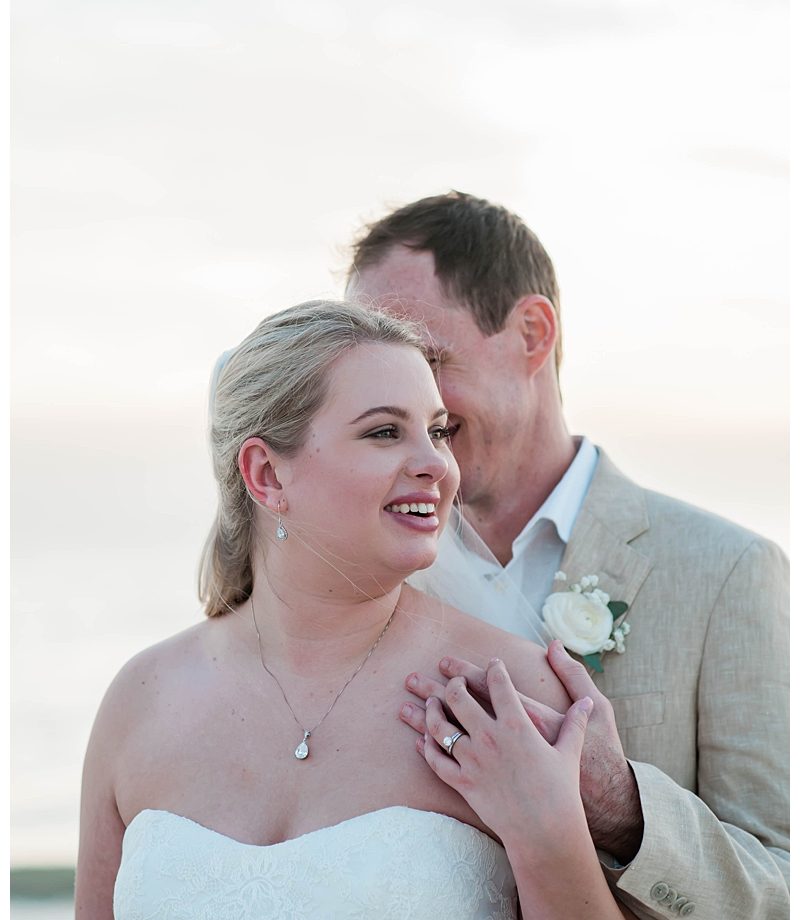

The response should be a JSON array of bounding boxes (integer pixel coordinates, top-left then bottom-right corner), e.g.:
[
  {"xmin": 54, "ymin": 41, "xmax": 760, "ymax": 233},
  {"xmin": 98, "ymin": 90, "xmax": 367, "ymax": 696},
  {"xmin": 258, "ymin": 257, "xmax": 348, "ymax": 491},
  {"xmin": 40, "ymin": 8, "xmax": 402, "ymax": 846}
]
[{"xmin": 510, "ymin": 295, "xmax": 558, "ymax": 377}]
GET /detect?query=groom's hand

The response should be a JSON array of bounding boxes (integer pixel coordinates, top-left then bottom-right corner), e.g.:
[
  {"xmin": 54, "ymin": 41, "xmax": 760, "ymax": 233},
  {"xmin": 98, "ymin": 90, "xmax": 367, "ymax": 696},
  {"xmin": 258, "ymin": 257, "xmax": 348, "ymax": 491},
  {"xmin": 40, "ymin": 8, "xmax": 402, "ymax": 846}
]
[
  {"xmin": 401, "ymin": 659, "xmax": 565, "ymax": 741},
  {"xmin": 400, "ymin": 640, "xmax": 644, "ymax": 864},
  {"xmin": 536, "ymin": 640, "xmax": 644, "ymax": 864}
]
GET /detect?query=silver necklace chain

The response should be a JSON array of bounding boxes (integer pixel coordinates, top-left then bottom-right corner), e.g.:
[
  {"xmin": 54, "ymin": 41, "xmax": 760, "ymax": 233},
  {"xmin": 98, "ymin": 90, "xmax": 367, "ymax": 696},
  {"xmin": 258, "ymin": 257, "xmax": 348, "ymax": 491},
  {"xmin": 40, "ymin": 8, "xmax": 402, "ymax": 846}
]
[{"xmin": 250, "ymin": 595, "xmax": 398, "ymax": 761}]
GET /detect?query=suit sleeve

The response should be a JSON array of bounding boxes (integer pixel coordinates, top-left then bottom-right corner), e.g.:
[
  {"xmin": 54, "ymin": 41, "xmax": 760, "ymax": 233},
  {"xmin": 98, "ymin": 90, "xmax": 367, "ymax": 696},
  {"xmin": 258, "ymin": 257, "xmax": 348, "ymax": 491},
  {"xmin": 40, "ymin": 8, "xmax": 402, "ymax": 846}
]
[{"xmin": 606, "ymin": 537, "xmax": 789, "ymax": 919}]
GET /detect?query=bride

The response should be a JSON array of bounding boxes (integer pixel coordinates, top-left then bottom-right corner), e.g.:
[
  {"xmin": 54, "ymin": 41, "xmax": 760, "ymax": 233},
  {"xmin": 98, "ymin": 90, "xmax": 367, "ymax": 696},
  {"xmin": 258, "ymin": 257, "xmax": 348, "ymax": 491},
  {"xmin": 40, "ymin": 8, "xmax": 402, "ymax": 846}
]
[{"xmin": 76, "ymin": 300, "xmax": 635, "ymax": 919}]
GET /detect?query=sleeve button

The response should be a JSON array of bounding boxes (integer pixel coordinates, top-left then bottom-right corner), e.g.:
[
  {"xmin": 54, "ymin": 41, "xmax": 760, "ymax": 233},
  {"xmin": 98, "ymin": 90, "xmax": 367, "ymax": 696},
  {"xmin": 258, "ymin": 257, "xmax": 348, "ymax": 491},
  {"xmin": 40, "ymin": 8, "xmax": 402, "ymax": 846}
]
[
  {"xmin": 661, "ymin": 888, "xmax": 678, "ymax": 907},
  {"xmin": 650, "ymin": 882, "xmax": 670, "ymax": 901},
  {"xmin": 678, "ymin": 905, "xmax": 696, "ymax": 917}
]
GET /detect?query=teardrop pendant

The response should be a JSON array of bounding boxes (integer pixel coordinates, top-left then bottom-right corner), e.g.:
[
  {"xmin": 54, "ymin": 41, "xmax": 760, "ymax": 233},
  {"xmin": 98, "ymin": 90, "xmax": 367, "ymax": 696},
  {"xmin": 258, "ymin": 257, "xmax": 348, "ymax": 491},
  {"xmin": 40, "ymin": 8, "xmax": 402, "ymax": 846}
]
[
  {"xmin": 277, "ymin": 520, "xmax": 288, "ymax": 541},
  {"xmin": 294, "ymin": 731, "xmax": 310, "ymax": 760}
]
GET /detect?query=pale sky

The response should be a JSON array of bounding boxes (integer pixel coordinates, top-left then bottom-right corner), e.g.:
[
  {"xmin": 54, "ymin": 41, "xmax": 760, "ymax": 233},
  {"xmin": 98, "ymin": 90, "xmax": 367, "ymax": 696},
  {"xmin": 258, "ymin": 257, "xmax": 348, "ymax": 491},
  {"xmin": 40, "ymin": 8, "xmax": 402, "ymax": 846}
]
[{"xmin": 11, "ymin": 0, "xmax": 788, "ymax": 864}]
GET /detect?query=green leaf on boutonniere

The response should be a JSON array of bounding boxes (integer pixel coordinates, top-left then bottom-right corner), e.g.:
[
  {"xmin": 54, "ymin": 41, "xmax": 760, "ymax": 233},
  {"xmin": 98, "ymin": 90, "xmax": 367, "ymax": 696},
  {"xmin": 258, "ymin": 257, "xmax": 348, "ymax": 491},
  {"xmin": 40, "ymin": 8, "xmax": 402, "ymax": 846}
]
[
  {"xmin": 607, "ymin": 601, "xmax": 628, "ymax": 618},
  {"xmin": 583, "ymin": 653, "xmax": 604, "ymax": 673}
]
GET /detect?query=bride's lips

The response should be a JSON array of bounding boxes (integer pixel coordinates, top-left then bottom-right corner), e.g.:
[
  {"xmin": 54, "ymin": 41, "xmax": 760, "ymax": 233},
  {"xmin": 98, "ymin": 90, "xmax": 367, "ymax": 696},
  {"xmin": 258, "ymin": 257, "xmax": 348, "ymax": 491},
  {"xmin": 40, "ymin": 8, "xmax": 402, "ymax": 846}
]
[{"xmin": 383, "ymin": 493, "xmax": 441, "ymax": 533}]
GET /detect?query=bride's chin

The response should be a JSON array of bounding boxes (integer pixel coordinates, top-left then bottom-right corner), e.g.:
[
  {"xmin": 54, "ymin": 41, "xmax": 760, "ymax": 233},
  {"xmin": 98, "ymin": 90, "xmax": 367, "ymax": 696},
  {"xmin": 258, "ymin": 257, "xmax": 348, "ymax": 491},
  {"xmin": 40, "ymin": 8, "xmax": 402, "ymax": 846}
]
[
  {"xmin": 412, "ymin": 551, "xmax": 438, "ymax": 572},
  {"xmin": 378, "ymin": 544, "xmax": 438, "ymax": 579},
  {"xmin": 395, "ymin": 548, "xmax": 438, "ymax": 576}
]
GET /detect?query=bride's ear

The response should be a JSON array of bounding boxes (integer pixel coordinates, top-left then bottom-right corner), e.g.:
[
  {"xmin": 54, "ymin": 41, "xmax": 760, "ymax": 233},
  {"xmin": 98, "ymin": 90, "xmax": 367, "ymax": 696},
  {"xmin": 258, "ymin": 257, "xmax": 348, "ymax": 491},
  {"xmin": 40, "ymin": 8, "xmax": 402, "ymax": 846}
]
[{"xmin": 238, "ymin": 437, "xmax": 287, "ymax": 512}]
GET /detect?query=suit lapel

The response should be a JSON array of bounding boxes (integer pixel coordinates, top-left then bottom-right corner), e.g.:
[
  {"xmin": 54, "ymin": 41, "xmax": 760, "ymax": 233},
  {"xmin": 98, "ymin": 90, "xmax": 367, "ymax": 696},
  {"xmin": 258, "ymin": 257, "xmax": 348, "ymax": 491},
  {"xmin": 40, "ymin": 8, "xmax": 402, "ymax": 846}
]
[{"xmin": 553, "ymin": 449, "xmax": 652, "ymax": 611}]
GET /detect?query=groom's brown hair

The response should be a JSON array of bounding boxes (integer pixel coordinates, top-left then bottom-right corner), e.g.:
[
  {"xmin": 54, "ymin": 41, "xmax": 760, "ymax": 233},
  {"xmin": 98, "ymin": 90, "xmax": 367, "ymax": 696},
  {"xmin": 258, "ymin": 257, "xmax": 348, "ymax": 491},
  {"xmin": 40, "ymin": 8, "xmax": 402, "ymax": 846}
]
[{"xmin": 347, "ymin": 190, "xmax": 563, "ymax": 369}]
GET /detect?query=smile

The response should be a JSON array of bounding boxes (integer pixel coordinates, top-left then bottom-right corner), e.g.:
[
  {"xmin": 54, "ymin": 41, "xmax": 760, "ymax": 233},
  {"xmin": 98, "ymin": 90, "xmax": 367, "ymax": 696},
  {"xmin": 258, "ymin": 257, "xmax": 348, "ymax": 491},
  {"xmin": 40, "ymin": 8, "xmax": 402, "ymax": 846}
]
[{"xmin": 385, "ymin": 503, "xmax": 437, "ymax": 516}]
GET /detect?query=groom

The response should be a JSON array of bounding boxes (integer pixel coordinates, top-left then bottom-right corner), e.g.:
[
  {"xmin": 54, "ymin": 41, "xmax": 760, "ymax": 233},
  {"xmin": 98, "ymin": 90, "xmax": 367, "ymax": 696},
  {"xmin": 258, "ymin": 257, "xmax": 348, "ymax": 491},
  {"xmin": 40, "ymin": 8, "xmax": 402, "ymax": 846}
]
[{"xmin": 345, "ymin": 192, "xmax": 788, "ymax": 920}]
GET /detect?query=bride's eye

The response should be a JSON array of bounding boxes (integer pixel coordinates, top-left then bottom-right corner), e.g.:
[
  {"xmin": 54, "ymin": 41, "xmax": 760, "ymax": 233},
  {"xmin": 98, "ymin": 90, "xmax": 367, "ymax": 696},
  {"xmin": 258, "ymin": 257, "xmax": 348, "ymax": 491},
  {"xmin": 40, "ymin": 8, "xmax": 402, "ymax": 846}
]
[{"xmin": 366, "ymin": 426, "xmax": 399, "ymax": 439}]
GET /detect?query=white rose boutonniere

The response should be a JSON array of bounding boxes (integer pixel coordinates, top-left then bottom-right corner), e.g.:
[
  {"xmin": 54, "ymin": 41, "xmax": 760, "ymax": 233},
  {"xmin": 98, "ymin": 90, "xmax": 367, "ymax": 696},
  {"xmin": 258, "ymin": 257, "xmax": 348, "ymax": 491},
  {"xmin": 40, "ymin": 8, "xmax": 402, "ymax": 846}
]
[{"xmin": 542, "ymin": 573, "xmax": 630, "ymax": 673}]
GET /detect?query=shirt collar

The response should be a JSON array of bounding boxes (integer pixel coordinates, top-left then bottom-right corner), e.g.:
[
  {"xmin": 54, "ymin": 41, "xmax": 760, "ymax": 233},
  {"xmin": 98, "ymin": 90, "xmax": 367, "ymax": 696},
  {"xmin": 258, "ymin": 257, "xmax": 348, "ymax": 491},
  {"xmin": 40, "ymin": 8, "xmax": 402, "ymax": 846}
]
[{"xmin": 513, "ymin": 437, "xmax": 598, "ymax": 548}]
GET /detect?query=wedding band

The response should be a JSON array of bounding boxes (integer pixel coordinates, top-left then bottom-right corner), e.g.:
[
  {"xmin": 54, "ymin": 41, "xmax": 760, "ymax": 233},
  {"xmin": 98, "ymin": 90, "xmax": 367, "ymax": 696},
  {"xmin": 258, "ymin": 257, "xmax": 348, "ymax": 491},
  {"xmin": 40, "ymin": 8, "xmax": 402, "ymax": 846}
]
[{"xmin": 442, "ymin": 731, "xmax": 465, "ymax": 756}]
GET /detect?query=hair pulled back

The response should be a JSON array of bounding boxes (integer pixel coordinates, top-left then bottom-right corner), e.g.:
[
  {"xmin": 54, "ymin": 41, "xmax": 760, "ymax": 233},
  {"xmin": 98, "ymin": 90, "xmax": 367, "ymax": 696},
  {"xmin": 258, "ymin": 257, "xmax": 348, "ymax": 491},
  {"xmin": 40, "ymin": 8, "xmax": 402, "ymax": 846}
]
[{"xmin": 199, "ymin": 299, "xmax": 425, "ymax": 617}]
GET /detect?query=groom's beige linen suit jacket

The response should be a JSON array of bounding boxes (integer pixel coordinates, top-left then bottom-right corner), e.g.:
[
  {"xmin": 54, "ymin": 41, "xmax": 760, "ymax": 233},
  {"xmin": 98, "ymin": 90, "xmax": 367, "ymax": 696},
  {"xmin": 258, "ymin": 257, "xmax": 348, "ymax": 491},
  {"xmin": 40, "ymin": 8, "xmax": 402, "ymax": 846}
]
[{"xmin": 555, "ymin": 450, "xmax": 788, "ymax": 920}]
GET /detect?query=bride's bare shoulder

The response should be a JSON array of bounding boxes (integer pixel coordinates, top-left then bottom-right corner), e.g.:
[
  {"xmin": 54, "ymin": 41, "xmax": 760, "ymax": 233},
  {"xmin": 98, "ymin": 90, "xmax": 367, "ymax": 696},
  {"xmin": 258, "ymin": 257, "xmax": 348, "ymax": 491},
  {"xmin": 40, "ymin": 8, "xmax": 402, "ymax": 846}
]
[
  {"xmin": 81, "ymin": 615, "xmax": 244, "ymax": 827},
  {"xmin": 90, "ymin": 615, "xmax": 236, "ymax": 741},
  {"xmin": 403, "ymin": 584, "xmax": 570, "ymax": 713}
]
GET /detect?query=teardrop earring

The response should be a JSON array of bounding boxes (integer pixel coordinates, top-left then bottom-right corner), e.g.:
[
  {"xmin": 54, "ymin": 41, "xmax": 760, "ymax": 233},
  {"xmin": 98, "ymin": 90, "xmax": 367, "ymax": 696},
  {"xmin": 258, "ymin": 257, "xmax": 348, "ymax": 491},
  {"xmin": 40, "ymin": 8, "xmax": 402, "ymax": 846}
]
[
  {"xmin": 276, "ymin": 515, "xmax": 288, "ymax": 541},
  {"xmin": 276, "ymin": 501, "xmax": 288, "ymax": 541}
]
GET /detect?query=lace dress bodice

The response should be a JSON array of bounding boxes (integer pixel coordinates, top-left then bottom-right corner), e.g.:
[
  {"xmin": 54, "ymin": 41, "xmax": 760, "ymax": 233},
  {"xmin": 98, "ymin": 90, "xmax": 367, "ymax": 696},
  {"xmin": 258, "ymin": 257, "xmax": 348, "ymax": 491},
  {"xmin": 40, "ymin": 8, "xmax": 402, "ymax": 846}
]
[{"xmin": 113, "ymin": 805, "xmax": 517, "ymax": 919}]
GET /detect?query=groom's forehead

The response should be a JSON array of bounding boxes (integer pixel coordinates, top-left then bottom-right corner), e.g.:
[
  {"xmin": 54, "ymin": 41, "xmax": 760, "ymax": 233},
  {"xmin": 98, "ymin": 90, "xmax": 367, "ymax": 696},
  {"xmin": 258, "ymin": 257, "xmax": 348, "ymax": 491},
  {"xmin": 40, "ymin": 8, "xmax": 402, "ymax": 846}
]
[
  {"xmin": 349, "ymin": 247, "xmax": 456, "ymax": 315},
  {"xmin": 349, "ymin": 248, "xmax": 484, "ymax": 349}
]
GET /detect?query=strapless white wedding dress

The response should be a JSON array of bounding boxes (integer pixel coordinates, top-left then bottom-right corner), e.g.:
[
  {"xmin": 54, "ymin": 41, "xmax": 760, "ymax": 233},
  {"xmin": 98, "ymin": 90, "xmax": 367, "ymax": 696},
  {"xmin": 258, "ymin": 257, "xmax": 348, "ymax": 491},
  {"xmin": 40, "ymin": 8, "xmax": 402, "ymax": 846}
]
[{"xmin": 114, "ymin": 805, "xmax": 517, "ymax": 919}]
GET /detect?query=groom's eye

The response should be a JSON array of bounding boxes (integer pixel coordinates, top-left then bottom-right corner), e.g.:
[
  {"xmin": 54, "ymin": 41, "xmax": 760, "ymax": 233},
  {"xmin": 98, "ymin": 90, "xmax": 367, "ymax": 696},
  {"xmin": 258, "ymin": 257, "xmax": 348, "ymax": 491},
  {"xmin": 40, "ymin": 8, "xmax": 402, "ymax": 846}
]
[{"xmin": 427, "ymin": 347, "xmax": 447, "ymax": 368}]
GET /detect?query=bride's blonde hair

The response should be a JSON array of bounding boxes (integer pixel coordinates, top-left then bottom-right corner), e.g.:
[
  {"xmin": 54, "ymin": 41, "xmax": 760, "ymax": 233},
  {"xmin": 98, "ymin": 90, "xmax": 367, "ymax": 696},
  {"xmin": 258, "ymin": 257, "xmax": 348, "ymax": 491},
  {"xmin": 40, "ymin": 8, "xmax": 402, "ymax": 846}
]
[{"xmin": 199, "ymin": 299, "xmax": 425, "ymax": 617}]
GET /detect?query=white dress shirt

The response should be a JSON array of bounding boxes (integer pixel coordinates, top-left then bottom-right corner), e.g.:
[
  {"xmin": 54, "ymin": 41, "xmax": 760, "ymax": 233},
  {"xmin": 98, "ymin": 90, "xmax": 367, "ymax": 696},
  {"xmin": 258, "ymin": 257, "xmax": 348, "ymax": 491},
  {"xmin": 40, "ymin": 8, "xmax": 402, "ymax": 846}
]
[{"xmin": 476, "ymin": 437, "xmax": 599, "ymax": 633}]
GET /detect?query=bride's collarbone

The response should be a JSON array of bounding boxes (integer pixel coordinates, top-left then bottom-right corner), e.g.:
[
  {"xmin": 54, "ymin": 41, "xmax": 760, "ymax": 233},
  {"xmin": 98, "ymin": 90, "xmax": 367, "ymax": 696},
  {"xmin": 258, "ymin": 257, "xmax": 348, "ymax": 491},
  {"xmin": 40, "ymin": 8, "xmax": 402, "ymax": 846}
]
[{"xmin": 126, "ymin": 672, "xmax": 419, "ymax": 779}]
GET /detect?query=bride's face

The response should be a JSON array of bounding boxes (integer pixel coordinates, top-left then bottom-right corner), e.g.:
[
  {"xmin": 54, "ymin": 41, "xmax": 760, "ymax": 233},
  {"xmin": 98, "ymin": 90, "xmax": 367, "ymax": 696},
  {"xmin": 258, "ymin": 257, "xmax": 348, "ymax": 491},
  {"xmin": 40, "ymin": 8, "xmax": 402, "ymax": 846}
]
[{"xmin": 277, "ymin": 342, "xmax": 460, "ymax": 577}]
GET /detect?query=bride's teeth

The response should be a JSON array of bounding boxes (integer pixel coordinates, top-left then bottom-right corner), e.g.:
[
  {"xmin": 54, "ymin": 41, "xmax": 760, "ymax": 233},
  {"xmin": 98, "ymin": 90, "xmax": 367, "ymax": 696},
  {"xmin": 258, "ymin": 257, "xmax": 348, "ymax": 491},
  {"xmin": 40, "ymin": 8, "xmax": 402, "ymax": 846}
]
[{"xmin": 386, "ymin": 501, "xmax": 436, "ymax": 515}]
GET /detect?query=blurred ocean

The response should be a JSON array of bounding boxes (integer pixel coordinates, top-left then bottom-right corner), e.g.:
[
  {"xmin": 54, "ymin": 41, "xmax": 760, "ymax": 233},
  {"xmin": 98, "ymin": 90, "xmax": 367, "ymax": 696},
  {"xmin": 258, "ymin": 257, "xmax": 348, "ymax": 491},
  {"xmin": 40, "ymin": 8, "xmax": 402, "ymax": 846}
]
[
  {"xmin": 11, "ymin": 902, "xmax": 74, "ymax": 920},
  {"xmin": 10, "ymin": 869, "xmax": 74, "ymax": 919}
]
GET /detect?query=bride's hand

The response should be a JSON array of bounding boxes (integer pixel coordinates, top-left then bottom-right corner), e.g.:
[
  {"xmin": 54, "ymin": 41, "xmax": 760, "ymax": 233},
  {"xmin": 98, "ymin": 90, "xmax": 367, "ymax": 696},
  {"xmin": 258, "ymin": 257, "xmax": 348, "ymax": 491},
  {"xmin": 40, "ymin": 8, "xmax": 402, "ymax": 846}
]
[
  {"xmin": 412, "ymin": 659, "xmax": 638, "ymax": 919},
  {"xmin": 417, "ymin": 658, "xmax": 593, "ymax": 855},
  {"xmin": 402, "ymin": 645, "xmax": 644, "ymax": 863}
]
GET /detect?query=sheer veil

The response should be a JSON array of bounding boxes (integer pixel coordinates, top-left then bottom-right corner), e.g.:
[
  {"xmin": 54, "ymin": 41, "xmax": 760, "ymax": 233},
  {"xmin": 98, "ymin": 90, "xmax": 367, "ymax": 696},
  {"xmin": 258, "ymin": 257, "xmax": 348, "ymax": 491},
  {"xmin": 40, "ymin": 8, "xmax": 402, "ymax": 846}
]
[{"xmin": 407, "ymin": 506, "xmax": 553, "ymax": 648}]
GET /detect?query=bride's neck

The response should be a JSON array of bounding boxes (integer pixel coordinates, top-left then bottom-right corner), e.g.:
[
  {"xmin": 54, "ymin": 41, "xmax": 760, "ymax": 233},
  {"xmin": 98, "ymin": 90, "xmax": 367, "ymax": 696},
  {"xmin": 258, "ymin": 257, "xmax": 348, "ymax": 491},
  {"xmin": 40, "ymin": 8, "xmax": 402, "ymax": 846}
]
[{"xmin": 248, "ymin": 564, "xmax": 404, "ymax": 674}]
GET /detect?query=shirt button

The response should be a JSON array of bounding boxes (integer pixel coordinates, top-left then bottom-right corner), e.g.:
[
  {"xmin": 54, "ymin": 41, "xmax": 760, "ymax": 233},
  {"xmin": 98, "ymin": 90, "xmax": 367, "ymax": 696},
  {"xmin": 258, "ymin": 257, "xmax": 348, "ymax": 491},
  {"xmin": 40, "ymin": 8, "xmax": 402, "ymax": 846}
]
[
  {"xmin": 679, "ymin": 905, "xmax": 695, "ymax": 916},
  {"xmin": 650, "ymin": 882, "xmax": 670, "ymax": 901}
]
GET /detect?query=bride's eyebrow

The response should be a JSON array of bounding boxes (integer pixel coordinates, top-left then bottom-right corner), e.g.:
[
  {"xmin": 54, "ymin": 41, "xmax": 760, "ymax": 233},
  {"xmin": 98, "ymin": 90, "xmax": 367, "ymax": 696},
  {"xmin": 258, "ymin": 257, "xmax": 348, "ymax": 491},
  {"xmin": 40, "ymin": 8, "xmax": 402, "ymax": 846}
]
[{"xmin": 349, "ymin": 406, "xmax": 448, "ymax": 424}]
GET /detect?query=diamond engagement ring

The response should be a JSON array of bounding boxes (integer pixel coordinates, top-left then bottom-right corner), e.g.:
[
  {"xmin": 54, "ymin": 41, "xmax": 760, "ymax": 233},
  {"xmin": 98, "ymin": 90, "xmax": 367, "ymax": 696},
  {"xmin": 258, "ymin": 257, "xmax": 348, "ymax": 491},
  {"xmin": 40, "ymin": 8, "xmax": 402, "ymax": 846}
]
[{"xmin": 442, "ymin": 731, "xmax": 465, "ymax": 756}]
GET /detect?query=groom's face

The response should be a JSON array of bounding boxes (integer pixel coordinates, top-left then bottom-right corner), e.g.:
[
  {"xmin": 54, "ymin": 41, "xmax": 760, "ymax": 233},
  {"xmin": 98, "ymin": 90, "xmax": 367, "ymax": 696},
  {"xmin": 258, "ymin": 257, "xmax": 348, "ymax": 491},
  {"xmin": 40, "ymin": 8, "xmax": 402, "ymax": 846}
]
[{"xmin": 349, "ymin": 246, "xmax": 533, "ymax": 509}]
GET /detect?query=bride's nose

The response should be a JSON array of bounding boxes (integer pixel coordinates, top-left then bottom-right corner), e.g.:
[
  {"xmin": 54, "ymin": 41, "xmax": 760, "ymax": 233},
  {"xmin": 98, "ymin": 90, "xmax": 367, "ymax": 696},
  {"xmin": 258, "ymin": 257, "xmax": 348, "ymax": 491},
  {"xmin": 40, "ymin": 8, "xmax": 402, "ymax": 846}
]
[{"xmin": 404, "ymin": 439, "xmax": 450, "ymax": 482}]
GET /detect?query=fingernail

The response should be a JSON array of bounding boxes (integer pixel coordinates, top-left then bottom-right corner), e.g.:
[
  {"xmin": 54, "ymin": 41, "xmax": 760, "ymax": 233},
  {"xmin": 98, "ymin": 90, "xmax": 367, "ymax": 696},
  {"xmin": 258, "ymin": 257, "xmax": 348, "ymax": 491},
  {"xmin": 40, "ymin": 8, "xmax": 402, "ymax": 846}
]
[
  {"xmin": 578, "ymin": 696, "xmax": 594, "ymax": 713},
  {"xmin": 489, "ymin": 657, "xmax": 502, "ymax": 667},
  {"xmin": 407, "ymin": 674, "xmax": 418, "ymax": 688},
  {"xmin": 416, "ymin": 737, "xmax": 425, "ymax": 754},
  {"xmin": 425, "ymin": 697, "xmax": 433, "ymax": 708},
  {"xmin": 401, "ymin": 703, "xmax": 413, "ymax": 717},
  {"xmin": 554, "ymin": 640, "xmax": 565, "ymax": 654},
  {"xmin": 440, "ymin": 657, "xmax": 451, "ymax": 670}
]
